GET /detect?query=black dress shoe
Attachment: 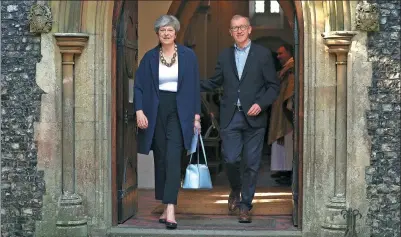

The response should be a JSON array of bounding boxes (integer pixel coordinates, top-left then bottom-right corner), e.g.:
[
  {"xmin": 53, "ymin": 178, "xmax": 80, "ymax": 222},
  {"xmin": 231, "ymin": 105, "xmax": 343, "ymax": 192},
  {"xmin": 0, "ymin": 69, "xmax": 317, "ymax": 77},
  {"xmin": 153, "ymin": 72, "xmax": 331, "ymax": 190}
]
[
  {"xmin": 228, "ymin": 191, "xmax": 240, "ymax": 212},
  {"xmin": 270, "ymin": 172, "xmax": 285, "ymax": 178},
  {"xmin": 158, "ymin": 218, "xmax": 166, "ymax": 223},
  {"xmin": 271, "ymin": 171, "xmax": 292, "ymax": 178},
  {"xmin": 165, "ymin": 220, "xmax": 177, "ymax": 229},
  {"xmin": 275, "ymin": 176, "xmax": 292, "ymax": 186}
]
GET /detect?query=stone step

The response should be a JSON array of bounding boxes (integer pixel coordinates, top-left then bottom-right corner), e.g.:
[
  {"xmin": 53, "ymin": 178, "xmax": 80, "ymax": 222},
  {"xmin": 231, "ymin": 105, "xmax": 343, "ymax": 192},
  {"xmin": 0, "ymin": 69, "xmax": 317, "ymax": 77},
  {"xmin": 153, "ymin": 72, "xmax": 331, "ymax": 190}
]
[
  {"xmin": 151, "ymin": 187, "xmax": 293, "ymax": 216},
  {"xmin": 108, "ymin": 227, "xmax": 302, "ymax": 237}
]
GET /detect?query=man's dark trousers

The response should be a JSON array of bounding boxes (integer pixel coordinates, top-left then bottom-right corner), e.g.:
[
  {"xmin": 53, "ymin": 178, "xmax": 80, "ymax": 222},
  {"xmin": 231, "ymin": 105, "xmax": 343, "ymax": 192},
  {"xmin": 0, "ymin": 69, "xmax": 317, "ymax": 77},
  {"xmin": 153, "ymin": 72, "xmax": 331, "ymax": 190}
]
[
  {"xmin": 221, "ymin": 108, "xmax": 266, "ymax": 211},
  {"xmin": 200, "ymin": 43, "xmax": 279, "ymax": 211}
]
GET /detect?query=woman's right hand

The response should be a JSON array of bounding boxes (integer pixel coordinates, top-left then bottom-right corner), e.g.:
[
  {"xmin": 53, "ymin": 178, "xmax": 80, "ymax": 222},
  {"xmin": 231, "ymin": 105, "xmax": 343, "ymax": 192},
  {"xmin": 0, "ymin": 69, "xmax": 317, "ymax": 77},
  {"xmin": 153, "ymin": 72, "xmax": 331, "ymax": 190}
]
[{"xmin": 136, "ymin": 110, "xmax": 148, "ymax": 129}]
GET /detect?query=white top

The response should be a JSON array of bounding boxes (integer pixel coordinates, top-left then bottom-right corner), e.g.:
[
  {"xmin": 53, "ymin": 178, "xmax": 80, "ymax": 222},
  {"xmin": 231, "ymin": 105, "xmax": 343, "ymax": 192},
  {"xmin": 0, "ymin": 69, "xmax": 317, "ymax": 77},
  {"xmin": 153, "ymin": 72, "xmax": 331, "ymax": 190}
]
[{"xmin": 159, "ymin": 58, "xmax": 178, "ymax": 92}]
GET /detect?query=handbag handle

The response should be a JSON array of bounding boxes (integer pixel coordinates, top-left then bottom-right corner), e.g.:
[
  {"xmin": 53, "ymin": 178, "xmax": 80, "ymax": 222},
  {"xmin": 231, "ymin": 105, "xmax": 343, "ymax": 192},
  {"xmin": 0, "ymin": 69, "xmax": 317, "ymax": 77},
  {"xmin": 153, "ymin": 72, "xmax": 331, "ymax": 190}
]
[{"xmin": 188, "ymin": 132, "xmax": 208, "ymax": 166}]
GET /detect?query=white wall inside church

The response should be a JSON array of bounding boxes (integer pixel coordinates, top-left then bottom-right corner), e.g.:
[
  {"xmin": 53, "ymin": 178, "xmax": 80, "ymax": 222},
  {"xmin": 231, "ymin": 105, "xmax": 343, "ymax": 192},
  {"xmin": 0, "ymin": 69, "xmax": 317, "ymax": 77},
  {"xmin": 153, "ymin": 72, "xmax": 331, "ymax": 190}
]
[
  {"xmin": 137, "ymin": 0, "xmax": 172, "ymax": 189},
  {"xmin": 137, "ymin": 152, "xmax": 155, "ymax": 189},
  {"xmin": 138, "ymin": 0, "xmax": 173, "ymax": 62}
]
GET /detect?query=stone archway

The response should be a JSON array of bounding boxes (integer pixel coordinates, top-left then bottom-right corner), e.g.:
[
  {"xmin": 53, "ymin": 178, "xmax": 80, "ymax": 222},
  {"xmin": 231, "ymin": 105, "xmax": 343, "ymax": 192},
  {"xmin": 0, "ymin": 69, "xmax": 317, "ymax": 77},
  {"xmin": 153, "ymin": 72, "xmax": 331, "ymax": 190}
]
[{"xmin": 34, "ymin": 1, "xmax": 372, "ymax": 236}]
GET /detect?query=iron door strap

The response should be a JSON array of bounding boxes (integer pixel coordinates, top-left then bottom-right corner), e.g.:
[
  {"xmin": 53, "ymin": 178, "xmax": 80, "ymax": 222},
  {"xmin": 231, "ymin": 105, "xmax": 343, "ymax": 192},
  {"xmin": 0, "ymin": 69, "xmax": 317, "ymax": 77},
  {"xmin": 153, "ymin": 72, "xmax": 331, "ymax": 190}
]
[
  {"xmin": 116, "ymin": 37, "xmax": 138, "ymax": 49},
  {"xmin": 119, "ymin": 158, "xmax": 137, "ymax": 199}
]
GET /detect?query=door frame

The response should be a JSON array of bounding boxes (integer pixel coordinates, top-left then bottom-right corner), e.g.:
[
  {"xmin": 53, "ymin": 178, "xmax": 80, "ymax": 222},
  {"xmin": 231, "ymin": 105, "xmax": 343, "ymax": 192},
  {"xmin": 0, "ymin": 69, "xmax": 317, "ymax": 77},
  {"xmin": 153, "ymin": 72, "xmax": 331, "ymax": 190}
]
[
  {"xmin": 167, "ymin": 0, "xmax": 305, "ymax": 228},
  {"xmin": 293, "ymin": 1, "xmax": 304, "ymax": 227},
  {"xmin": 111, "ymin": 0, "xmax": 125, "ymax": 226},
  {"xmin": 110, "ymin": 0, "xmax": 305, "ymax": 227}
]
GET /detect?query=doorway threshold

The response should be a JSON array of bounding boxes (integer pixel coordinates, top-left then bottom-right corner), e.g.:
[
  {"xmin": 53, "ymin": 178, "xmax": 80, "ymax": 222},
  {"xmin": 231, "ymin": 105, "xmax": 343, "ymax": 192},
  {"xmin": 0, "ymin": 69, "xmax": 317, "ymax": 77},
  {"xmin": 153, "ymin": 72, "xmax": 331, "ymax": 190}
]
[
  {"xmin": 108, "ymin": 227, "xmax": 302, "ymax": 237},
  {"xmin": 113, "ymin": 189, "xmax": 300, "ymax": 236}
]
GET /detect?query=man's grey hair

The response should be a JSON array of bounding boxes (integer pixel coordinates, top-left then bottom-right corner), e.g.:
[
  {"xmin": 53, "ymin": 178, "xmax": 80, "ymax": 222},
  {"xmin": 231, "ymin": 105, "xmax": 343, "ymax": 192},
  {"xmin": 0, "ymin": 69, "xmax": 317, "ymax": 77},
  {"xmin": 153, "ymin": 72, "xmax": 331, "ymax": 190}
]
[
  {"xmin": 154, "ymin": 15, "xmax": 180, "ymax": 33},
  {"xmin": 230, "ymin": 14, "xmax": 251, "ymax": 26}
]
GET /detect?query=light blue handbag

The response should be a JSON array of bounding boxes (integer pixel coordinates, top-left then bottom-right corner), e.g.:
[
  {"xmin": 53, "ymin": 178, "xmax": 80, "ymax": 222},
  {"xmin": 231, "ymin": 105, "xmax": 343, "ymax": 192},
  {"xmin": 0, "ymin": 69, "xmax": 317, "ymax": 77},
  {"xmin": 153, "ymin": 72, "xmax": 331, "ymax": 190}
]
[{"xmin": 182, "ymin": 134, "xmax": 213, "ymax": 190}]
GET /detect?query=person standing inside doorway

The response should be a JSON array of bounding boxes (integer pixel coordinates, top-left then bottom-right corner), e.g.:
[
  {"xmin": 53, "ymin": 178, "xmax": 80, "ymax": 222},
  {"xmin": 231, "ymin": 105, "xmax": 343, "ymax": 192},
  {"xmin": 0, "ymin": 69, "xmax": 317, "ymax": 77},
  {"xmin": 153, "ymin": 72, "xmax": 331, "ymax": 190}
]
[
  {"xmin": 200, "ymin": 15, "xmax": 279, "ymax": 223},
  {"xmin": 268, "ymin": 44, "xmax": 295, "ymax": 185},
  {"xmin": 134, "ymin": 15, "xmax": 201, "ymax": 230}
]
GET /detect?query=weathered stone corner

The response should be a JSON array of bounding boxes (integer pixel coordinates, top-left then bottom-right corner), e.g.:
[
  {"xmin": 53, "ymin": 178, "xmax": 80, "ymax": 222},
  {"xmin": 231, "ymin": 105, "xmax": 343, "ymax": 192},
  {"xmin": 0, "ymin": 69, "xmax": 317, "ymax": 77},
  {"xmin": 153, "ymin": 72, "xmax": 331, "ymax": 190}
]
[
  {"xmin": 355, "ymin": 1, "xmax": 379, "ymax": 32},
  {"xmin": 28, "ymin": 3, "xmax": 53, "ymax": 33}
]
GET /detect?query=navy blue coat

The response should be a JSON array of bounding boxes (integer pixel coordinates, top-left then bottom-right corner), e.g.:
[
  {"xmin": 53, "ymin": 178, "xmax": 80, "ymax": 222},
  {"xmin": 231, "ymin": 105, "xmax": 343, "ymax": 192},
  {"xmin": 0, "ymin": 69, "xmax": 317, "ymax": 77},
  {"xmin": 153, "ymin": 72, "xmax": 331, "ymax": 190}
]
[{"xmin": 134, "ymin": 44, "xmax": 201, "ymax": 155}]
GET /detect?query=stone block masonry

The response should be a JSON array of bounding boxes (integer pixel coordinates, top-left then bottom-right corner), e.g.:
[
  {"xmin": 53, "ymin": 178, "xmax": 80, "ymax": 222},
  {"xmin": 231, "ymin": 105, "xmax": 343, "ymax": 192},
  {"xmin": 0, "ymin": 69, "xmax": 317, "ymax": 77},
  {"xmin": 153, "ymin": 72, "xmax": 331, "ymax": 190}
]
[
  {"xmin": 1, "ymin": 1, "xmax": 45, "ymax": 237},
  {"xmin": 366, "ymin": 0, "xmax": 401, "ymax": 237}
]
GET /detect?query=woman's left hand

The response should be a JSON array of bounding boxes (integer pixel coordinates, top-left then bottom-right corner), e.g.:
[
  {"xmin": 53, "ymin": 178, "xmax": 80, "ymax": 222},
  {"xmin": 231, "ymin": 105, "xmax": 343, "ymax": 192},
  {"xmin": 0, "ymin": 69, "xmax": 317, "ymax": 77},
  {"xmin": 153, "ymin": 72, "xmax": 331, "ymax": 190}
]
[
  {"xmin": 194, "ymin": 120, "xmax": 201, "ymax": 133},
  {"xmin": 194, "ymin": 114, "xmax": 201, "ymax": 133}
]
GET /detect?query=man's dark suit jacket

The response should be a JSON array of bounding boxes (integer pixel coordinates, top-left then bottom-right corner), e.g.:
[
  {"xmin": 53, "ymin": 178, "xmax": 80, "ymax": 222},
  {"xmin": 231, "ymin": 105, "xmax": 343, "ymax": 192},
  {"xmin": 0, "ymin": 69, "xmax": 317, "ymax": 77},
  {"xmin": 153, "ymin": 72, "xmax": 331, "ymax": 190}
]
[{"xmin": 200, "ymin": 43, "xmax": 279, "ymax": 129}]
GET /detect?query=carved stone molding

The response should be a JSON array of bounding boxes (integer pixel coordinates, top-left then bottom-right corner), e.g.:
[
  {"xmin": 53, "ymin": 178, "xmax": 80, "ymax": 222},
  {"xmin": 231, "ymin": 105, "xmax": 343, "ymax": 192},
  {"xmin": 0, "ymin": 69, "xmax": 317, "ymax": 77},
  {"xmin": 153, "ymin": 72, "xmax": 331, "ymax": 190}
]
[
  {"xmin": 54, "ymin": 33, "xmax": 90, "ymax": 54},
  {"xmin": 355, "ymin": 1, "xmax": 379, "ymax": 32},
  {"xmin": 322, "ymin": 31, "xmax": 357, "ymax": 55},
  {"xmin": 28, "ymin": 3, "xmax": 53, "ymax": 33},
  {"xmin": 54, "ymin": 33, "xmax": 89, "ymax": 237},
  {"xmin": 322, "ymin": 31, "xmax": 356, "ymax": 202},
  {"xmin": 321, "ymin": 31, "xmax": 357, "ymax": 235}
]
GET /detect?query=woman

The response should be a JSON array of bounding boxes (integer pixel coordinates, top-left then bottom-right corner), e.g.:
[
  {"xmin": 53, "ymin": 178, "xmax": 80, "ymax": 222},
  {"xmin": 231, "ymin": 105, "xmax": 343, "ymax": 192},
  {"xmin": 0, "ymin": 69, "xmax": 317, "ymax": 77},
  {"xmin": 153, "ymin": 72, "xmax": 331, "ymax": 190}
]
[{"xmin": 134, "ymin": 15, "xmax": 201, "ymax": 230}]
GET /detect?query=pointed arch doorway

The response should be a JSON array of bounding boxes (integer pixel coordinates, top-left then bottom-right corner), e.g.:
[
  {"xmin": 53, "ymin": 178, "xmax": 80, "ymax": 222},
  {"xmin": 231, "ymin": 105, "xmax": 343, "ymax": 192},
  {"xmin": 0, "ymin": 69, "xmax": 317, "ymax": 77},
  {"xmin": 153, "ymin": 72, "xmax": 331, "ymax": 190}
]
[
  {"xmin": 110, "ymin": 0, "xmax": 304, "ymax": 230},
  {"xmin": 43, "ymin": 0, "xmax": 368, "ymax": 236}
]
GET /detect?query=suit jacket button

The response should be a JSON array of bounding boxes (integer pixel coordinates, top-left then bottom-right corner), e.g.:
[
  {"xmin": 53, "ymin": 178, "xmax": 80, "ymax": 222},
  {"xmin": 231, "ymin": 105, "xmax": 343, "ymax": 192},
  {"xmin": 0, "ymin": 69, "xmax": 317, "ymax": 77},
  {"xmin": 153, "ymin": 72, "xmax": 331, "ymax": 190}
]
[{"xmin": 238, "ymin": 89, "xmax": 240, "ymax": 92}]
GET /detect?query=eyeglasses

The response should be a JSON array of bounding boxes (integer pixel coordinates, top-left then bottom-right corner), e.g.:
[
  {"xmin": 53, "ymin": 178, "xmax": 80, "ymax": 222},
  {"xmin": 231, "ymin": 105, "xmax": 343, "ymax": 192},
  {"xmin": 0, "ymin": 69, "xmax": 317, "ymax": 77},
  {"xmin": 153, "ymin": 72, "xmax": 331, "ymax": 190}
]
[
  {"xmin": 158, "ymin": 28, "xmax": 175, "ymax": 35},
  {"xmin": 230, "ymin": 25, "xmax": 249, "ymax": 32}
]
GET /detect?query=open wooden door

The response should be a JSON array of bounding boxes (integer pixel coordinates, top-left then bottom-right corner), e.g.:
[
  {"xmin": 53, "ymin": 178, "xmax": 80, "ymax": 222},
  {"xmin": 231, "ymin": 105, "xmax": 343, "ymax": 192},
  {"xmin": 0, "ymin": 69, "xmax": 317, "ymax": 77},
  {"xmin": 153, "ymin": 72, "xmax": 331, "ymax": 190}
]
[
  {"xmin": 292, "ymin": 9, "xmax": 300, "ymax": 227},
  {"xmin": 116, "ymin": 0, "xmax": 138, "ymax": 224}
]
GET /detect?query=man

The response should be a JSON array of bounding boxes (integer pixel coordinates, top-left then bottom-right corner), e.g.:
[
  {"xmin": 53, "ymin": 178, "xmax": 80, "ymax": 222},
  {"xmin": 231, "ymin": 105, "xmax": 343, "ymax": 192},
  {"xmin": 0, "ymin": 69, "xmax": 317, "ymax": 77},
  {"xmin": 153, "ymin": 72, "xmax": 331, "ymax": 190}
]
[
  {"xmin": 200, "ymin": 15, "xmax": 279, "ymax": 223},
  {"xmin": 267, "ymin": 44, "xmax": 295, "ymax": 184}
]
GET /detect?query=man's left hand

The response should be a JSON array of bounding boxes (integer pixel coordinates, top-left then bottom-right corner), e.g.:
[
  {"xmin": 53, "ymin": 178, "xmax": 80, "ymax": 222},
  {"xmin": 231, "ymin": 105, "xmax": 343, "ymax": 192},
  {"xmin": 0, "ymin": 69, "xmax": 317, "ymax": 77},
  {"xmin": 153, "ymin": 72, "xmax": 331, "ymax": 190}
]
[
  {"xmin": 247, "ymin": 104, "xmax": 262, "ymax": 116},
  {"xmin": 286, "ymin": 98, "xmax": 293, "ymax": 111}
]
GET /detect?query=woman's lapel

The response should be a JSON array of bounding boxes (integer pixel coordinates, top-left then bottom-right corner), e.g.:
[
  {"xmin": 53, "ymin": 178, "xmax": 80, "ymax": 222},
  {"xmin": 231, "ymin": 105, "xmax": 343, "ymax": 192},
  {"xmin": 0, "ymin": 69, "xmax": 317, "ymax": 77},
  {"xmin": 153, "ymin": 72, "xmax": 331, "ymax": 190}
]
[
  {"xmin": 177, "ymin": 44, "xmax": 186, "ymax": 91},
  {"xmin": 150, "ymin": 46, "xmax": 159, "ymax": 97}
]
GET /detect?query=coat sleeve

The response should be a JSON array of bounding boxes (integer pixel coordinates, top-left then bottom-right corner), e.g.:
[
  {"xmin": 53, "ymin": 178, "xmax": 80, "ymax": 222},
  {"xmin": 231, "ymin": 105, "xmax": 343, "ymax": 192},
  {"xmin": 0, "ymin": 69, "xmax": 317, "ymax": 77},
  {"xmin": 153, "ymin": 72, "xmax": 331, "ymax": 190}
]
[
  {"xmin": 200, "ymin": 53, "xmax": 224, "ymax": 92},
  {"xmin": 193, "ymin": 53, "xmax": 201, "ymax": 115},
  {"xmin": 255, "ymin": 49, "xmax": 280, "ymax": 111},
  {"xmin": 134, "ymin": 54, "xmax": 147, "ymax": 111},
  {"xmin": 283, "ymin": 72, "xmax": 295, "ymax": 102}
]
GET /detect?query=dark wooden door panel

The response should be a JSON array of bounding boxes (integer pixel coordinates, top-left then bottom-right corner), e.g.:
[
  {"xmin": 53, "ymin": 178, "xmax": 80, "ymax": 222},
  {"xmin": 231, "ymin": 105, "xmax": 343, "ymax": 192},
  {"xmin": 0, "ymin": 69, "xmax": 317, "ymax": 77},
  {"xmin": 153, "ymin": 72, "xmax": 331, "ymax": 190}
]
[
  {"xmin": 292, "ymin": 10, "xmax": 299, "ymax": 227},
  {"xmin": 116, "ymin": 0, "xmax": 138, "ymax": 224}
]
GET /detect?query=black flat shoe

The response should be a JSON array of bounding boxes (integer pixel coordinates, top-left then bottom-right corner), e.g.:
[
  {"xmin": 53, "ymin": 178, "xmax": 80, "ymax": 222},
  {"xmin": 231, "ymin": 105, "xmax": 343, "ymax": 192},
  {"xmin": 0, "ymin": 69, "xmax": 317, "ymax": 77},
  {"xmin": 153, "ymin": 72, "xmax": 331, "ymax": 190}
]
[
  {"xmin": 165, "ymin": 220, "xmax": 177, "ymax": 229},
  {"xmin": 158, "ymin": 218, "xmax": 166, "ymax": 223}
]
